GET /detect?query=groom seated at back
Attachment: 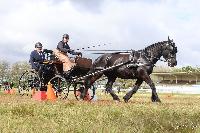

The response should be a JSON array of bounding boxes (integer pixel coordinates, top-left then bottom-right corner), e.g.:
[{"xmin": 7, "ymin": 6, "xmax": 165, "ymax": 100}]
[{"xmin": 53, "ymin": 34, "xmax": 82, "ymax": 77}]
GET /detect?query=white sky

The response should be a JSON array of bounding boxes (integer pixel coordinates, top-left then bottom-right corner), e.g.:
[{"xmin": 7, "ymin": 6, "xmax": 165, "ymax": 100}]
[{"xmin": 0, "ymin": 0, "xmax": 200, "ymax": 66}]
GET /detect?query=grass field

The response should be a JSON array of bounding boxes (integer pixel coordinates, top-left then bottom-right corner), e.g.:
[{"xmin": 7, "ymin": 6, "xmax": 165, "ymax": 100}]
[{"xmin": 0, "ymin": 91, "xmax": 200, "ymax": 133}]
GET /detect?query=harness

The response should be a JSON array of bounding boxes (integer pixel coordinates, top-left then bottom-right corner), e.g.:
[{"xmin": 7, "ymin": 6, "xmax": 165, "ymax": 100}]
[{"xmin": 127, "ymin": 50, "xmax": 150, "ymax": 68}]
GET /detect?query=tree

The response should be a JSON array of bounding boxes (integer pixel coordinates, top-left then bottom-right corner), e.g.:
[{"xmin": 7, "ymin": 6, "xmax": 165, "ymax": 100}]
[
  {"xmin": 0, "ymin": 60, "xmax": 10, "ymax": 81},
  {"xmin": 181, "ymin": 66, "xmax": 196, "ymax": 73},
  {"xmin": 10, "ymin": 61, "xmax": 30, "ymax": 87},
  {"xmin": 172, "ymin": 66, "xmax": 198, "ymax": 73}
]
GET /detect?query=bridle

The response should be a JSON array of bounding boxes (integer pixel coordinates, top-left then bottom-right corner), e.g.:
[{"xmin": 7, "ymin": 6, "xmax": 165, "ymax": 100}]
[{"xmin": 144, "ymin": 41, "xmax": 177, "ymax": 64}]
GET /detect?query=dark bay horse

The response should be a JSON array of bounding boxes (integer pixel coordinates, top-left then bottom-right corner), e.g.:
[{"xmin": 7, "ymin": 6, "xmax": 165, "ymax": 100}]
[{"xmin": 83, "ymin": 37, "xmax": 177, "ymax": 102}]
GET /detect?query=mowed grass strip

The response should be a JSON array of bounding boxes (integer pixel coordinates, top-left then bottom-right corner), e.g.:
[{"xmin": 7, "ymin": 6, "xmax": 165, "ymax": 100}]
[{"xmin": 0, "ymin": 92, "xmax": 200, "ymax": 133}]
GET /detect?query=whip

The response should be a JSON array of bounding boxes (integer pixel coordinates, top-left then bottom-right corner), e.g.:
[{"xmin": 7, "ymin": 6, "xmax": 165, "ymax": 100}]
[{"xmin": 76, "ymin": 44, "xmax": 107, "ymax": 51}]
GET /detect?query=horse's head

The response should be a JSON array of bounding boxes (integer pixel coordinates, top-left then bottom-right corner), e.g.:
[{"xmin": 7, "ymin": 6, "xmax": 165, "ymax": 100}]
[{"xmin": 162, "ymin": 37, "xmax": 178, "ymax": 67}]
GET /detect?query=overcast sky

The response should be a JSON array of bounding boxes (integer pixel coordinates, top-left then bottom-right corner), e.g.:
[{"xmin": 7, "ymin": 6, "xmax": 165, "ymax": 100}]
[{"xmin": 0, "ymin": 0, "xmax": 199, "ymax": 67}]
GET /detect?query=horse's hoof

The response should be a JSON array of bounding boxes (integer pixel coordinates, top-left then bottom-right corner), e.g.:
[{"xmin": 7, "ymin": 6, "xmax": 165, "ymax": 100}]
[
  {"xmin": 157, "ymin": 99, "xmax": 161, "ymax": 103},
  {"xmin": 152, "ymin": 98, "xmax": 161, "ymax": 103},
  {"xmin": 123, "ymin": 96, "xmax": 129, "ymax": 103},
  {"xmin": 113, "ymin": 97, "xmax": 120, "ymax": 102},
  {"xmin": 114, "ymin": 99, "xmax": 121, "ymax": 103}
]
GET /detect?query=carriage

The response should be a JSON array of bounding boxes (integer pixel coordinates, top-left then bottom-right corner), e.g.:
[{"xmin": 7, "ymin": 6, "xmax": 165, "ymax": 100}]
[
  {"xmin": 18, "ymin": 49, "xmax": 96, "ymax": 100},
  {"xmin": 19, "ymin": 37, "xmax": 178, "ymax": 102}
]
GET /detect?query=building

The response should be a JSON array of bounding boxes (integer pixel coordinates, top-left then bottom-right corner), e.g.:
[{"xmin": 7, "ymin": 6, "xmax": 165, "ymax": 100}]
[{"xmin": 151, "ymin": 72, "xmax": 200, "ymax": 85}]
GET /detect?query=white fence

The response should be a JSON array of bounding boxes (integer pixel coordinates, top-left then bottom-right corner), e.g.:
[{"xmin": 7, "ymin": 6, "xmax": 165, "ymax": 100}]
[
  {"xmin": 139, "ymin": 85, "xmax": 200, "ymax": 94},
  {"xmin": 96, "ymin": 85, "xmax": 200, "ymax": 94}
]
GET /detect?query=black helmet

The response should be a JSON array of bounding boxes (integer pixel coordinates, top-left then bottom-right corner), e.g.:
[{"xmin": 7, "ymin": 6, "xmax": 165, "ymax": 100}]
[
  {"xmin": 35, "ymin": 42, "xmax": 43, "ymax": 48},
  {"xmin": 63, "ymin": 34, "xmax": 69, "ymax": 39}
]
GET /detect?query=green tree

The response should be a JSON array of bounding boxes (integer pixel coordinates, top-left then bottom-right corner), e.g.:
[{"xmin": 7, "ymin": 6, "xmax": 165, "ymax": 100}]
[
  {"xmin": 0, "ymin": 60, "xmax": 10, "ymax": 81},
  {"xmin": 181, "ymin": 66, "xmax": 196, "ymax": 73},
  {"xmin": 10, "ymin": 61, "xmax": 30, "ymax": 87}
]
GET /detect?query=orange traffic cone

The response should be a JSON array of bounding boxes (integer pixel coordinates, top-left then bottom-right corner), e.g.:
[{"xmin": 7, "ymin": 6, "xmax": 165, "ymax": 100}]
[
  {"xmin": 4, "ymin": 89, "xmax": 10, "ymax": 94},
  {"xmin": 10, "ymin": 88, "xmax": 15, "ymax": 94},
  {"xmin": 32, "ymin": 91, "xmax": 47, "ymax": 101},
  {"xmin": 75, "ymin": 90, "xmax": 91, "ymax": 101},
  {"xmin": 84, "ymin": 91, "xmax": 91, "ymax": 101},
  {"xmin": 75, "ymin": 90, "xmax": 81, "ymax": 97},
  {"xmin": 47, "ymin": 82, "xmax": 57, "ymax": 101}
]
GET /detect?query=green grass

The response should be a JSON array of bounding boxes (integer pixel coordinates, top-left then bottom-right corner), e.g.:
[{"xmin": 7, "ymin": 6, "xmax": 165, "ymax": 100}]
[{"xmin": 0, "ymin": 92, "xmax": 200, "ymax": 133}]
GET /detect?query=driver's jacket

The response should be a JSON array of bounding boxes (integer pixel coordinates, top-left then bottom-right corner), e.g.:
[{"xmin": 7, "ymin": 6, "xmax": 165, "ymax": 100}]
[
  {"xmin": 57, "ymin": 41, "xmax": 79, "ymax": 55},
  {"xmin": 54, "ymin": 41, "xmax": 77, "ymax": 72},
  {"xmin": 29, "ymin": 50, "xmax": 45, "ymax": 71}
]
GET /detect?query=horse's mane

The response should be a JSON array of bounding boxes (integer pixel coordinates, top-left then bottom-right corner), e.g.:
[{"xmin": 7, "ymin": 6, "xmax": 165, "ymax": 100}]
[
  {"xmin": 109, "ymin": 41, "xmax": 168, "ymax": 55},
  {"xmin": 144, "ymin": 41, "xmax": 167, "ymax": 51}
]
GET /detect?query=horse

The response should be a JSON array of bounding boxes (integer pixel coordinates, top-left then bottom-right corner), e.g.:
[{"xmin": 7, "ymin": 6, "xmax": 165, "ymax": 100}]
[{"xmin": 83, "ymin": 37, "xmax": 177, "ymax": 102}]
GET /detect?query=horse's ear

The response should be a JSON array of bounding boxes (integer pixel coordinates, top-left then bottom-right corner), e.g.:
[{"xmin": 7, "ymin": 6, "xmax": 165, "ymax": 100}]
[{"xmin": 168, "ymin": 36, "xmax": 170, "ymax": 41}]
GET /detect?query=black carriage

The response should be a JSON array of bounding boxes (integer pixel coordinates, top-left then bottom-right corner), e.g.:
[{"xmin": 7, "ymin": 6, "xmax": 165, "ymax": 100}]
[{"xmin": 18, "ymin": 49, "xmax": 96, "ymax": 100}]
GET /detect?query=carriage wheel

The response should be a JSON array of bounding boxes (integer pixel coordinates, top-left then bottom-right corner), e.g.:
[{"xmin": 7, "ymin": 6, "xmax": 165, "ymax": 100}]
[
  {"xmin": 18, "ymin": 70, "xmax": 41, "ymax": 96},
  {"xmin": 73, "ymin": 82, "xmax": 96, "ymax": 101},
  {"xmin": 49, "ymin": 75, "xmax": 69, "ymax": 99}
]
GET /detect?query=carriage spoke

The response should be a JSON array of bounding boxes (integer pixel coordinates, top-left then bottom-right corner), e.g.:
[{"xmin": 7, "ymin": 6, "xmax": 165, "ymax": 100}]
[
  {"xmin": 18, "ymin": 70, "xmax": 41, "ymax": 96},
  {"xmin": 49, "ymin": 75, "xmax": 69, "ymax": 100}
]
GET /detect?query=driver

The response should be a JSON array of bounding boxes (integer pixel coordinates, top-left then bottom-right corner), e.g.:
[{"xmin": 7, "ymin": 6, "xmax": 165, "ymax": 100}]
[
  {"xmin": 53, "ymin": 34, "xmax": 82, "ymax": 75},
  {"xmin": 29, "ymin": 42, "xmax": 45, "ymax": 71}
]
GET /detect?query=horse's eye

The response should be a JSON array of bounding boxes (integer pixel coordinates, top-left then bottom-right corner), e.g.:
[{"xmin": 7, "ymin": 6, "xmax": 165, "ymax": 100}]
[{"xmin": 174, "ymin": 47, "xmax": 177, "ymax": 53}]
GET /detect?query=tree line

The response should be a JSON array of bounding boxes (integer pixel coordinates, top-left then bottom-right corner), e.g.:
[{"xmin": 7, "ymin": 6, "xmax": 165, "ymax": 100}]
[{"xmin": 0, "ymin": 60, "xmax": 30, "ymax": 87}]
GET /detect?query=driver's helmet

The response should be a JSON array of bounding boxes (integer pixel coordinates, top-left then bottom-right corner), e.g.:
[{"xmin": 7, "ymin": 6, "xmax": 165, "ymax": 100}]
[
  {"xmin": 63, "ymin": 34, "xmax": 69, "ymax": 39},
  {"xmin": 35, "ymin": 42, "xmax": 43, "ymax": 48}
]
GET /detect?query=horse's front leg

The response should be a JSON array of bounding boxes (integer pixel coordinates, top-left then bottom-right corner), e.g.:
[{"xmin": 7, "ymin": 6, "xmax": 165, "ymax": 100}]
[
  {"xmin": 123, "ymin": 79, "xmax": 143, "ymax": 102},
  {"xmin": 105, "ymin": 77, "xmax": 120, "ymax": 101},
  {"xmin": 143, "ymin": 75, "xmax": 161, "ymax": 102}
]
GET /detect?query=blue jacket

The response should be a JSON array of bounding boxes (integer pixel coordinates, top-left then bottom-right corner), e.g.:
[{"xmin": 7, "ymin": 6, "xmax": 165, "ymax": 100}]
[{"xmin": 29, "ymin": 50, "xmax": 45, "ymax": 70}]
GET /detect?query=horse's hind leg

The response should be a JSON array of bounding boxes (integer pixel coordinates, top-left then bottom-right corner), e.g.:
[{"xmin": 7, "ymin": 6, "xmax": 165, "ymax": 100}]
[
  {"xmin": 82, "ymin": 73, "xmax": 103, "ymax": 100},
  {"xmin": 105, "ymin": 77, "xmax": 120, "ymax": 101},
  {"xmin": 123, "ymin": 79, "xmax": 143, "ymax": 103}
]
